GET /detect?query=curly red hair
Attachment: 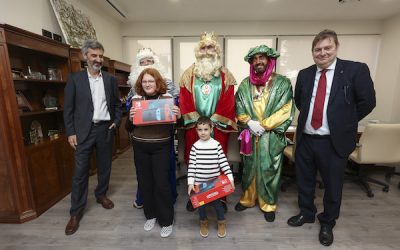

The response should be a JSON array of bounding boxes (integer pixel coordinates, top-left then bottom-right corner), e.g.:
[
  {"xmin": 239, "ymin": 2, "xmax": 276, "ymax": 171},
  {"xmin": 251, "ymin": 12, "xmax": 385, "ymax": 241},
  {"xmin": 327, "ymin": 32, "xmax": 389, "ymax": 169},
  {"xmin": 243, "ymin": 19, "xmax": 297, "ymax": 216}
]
[{"xmin": 134, "ymin": 68, "xmax": 167, "ymax": 96}]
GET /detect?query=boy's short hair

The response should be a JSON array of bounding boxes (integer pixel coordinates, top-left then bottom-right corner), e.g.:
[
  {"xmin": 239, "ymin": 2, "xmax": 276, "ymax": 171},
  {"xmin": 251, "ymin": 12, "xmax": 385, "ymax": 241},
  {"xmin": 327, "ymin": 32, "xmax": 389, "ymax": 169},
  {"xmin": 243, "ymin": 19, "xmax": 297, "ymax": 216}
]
[{"xmin": 196, "ymin": 116, "xmax": 213, "ymax": 128}]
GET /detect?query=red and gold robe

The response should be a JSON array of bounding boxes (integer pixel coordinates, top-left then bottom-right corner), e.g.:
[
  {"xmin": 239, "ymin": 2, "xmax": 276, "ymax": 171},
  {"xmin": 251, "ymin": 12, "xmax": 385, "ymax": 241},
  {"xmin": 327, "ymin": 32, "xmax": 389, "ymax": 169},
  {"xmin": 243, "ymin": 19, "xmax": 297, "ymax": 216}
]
[{"xmin": 179, "ymin": 64, "xmax": 237, "ymax": 164}]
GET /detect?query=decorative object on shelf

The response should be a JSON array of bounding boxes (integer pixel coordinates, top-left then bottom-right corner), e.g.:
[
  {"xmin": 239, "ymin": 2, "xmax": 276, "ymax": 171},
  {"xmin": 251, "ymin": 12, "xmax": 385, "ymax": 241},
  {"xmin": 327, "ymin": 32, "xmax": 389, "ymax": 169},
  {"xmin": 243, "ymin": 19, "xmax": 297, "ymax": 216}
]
[
  {"xmin": 48, "ymin": 129, "xmax": 60, "ymax": 140},
  {"xmin": 11, "ymin": 68, "xmax": 25, "ymax": 79},
  {"xmin": 120, "ymin": 95, "xmax": 128, "ymax": 104},
  {"xmin": 50, "ymin": 0, "xmax": 97, "ymax": 48},
  {"xmin": 16, "ymin": 91, "xmax": 33, "ymax": 112},
  {"xmin": 30, "ymin": 120, "xmax": 43, "ymax": 144},
  {"xmin": 27, "ymin": 66, "xmax": 46, "ymax": 80},
  {"xmin": 29, "ymin": 129, "xmax": 39, "ymax": 144},
  {"xmin": 47, "ymin": 67, "xmax": 62, "ymax": 80},
  {"xmin": 43, "ymin": 90, "xmax": 58, "ymax": 110}
]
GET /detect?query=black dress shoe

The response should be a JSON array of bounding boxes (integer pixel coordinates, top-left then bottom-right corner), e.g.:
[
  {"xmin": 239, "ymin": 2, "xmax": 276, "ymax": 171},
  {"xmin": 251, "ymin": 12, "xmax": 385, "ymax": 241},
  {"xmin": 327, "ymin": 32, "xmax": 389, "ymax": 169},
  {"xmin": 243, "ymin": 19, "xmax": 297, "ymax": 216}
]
[
  {"xmin": 319, "ymin": 225, "xmax": 334, "ymax": 246},
  {"xmin": 287, "ymin": 214, "xmax": 315, "ymax": 227},
  {"xmin": 186, "ymin": 200, "xmax": 196, "ymax": 212},
  {"xmin": 234, "ymin": 202, "xmax": 248, "ymax": 211},
  {"xmin": 264, "ymin": 211, "xmax": 275, "ymax": 222}
]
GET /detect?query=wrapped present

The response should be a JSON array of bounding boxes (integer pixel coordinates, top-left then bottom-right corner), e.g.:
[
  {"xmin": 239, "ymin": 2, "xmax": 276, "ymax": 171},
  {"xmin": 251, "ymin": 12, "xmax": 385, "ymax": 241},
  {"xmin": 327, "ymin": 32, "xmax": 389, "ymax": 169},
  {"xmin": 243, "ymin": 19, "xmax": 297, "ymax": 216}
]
[
  {"xmin": 190, "ymin": 174, "xmax": 234, "ymax": 208},
  {"xmin": 132, "ymin": 98, "xmax": 176, "ymax": 125}
]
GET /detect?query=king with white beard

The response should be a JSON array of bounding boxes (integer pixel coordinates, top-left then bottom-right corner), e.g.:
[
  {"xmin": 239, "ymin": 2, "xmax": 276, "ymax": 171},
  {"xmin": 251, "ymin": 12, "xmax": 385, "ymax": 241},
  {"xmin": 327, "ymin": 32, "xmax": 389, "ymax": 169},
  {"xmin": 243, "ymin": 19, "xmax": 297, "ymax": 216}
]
[{"xmin": 179, "ymin": 32, "xmax": 238, "ymax": 212}]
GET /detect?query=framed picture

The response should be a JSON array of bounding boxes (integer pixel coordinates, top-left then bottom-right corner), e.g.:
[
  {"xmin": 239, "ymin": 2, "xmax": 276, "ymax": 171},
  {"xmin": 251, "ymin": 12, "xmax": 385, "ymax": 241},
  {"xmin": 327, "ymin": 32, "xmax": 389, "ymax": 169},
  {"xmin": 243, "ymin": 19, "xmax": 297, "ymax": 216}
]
[
  {"xmin": 16, "ymin": 91, "xmax": 33, "ymax": 111},
  {"xmin": 49, "ymin": 0, "xmax": 97, "ymax": 48}
]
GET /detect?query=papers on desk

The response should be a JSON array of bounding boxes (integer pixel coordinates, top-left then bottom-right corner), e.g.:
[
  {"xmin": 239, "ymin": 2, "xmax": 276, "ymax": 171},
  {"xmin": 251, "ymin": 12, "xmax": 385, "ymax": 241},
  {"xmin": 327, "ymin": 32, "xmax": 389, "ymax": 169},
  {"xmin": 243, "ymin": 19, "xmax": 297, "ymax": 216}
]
[{"xmin": 287, "ymin": 125, "xmax": 297, "ymax": 133}]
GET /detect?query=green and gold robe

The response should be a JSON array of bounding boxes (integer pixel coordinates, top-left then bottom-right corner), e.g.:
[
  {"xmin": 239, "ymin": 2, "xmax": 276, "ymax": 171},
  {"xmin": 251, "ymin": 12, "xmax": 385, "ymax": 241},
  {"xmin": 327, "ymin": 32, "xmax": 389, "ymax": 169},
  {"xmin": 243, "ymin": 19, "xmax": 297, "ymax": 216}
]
[{"xmin": 235, "ymin": 73, "xmax": 294, "ymax": 212}]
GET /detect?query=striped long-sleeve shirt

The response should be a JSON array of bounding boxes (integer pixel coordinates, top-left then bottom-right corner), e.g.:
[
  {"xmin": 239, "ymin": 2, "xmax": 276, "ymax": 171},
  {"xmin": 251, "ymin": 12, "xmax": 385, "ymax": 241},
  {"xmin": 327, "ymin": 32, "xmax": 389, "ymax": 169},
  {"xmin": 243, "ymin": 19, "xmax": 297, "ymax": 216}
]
[{"xmin": 187, "ymin": 138, "xmax": 234, "ymax": 185}]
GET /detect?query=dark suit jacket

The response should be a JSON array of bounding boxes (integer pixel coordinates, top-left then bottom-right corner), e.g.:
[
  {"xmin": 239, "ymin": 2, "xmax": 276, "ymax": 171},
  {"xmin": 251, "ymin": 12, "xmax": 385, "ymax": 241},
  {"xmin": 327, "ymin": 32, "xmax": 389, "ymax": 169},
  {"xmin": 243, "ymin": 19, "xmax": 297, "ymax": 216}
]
[
  {"xmin": 64, "ymin": 70, "xmax": 122, "ymax": 144},
  {"xmin": 295, "ymin": 58, "xmax": 376, "ymax": 157}
]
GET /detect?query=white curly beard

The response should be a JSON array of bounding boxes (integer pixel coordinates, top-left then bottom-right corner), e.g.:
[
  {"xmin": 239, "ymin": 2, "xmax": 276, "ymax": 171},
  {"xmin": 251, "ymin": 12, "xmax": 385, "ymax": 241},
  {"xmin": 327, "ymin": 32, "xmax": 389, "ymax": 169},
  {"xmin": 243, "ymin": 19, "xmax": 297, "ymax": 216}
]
[{"xmin": 194, "ymin": 53, "xmax": 221, "ymax": 82}]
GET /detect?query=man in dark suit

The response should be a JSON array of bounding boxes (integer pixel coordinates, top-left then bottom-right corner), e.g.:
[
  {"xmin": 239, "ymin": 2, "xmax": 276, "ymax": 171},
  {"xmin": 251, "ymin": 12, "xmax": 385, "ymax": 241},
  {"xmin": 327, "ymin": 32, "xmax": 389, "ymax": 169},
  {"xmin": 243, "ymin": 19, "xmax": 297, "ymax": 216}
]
[
  {"xmin": 63, "ymin": 40, "xmax": 122, "ymax": 235},
  {"xmin": 287, "ymin": 30, "xmax": 376, "ymax": 246}
]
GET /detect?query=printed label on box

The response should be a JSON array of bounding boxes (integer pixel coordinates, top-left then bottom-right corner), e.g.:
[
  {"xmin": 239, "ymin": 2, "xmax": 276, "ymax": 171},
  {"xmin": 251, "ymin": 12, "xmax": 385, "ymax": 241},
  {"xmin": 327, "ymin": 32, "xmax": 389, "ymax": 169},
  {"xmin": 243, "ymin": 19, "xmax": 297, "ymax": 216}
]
[
  {"xmin": 132, "ymin": 98, "xmax": 176, "ymax": 125},
  {"xmin": 190, "ymin": 174, "xmax": 234, "ymax": 208}
]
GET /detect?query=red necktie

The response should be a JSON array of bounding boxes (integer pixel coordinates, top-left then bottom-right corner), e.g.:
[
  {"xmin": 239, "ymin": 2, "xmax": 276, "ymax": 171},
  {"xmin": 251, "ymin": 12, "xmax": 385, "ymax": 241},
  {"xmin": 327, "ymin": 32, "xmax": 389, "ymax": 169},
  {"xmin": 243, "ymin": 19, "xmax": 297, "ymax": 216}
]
[{"xmin": 311, "ymin": 69, "xmax": 327, "ymax": 130}]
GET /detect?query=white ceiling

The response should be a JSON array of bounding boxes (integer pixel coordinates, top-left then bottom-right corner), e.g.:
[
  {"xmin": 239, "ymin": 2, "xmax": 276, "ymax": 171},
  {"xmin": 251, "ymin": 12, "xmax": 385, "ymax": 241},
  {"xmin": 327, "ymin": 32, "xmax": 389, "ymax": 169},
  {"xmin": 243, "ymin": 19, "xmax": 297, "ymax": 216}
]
[{"xmin": 94, "ymin": 0, "xmax": 400, "ymax": 23}]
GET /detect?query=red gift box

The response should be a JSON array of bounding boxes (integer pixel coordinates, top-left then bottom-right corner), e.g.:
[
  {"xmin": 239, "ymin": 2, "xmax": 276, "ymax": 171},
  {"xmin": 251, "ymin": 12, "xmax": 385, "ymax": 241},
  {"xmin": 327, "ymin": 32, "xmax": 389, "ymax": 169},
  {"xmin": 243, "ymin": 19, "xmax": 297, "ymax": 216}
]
[
  {"xmin": 190, "ymin": 174, "xmax": 234, "ymax": 208},
  {"xmin": 132, "ymin": 98, "xmax": 176, "ymax": 125}
]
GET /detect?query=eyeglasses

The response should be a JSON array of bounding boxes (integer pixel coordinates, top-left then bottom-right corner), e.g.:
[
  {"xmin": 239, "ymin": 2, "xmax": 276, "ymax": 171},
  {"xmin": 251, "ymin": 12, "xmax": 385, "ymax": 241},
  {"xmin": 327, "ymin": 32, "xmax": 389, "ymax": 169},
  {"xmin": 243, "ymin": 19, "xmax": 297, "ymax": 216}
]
[{"xmin": 141, "ymin": 79, "xmax": 155, "ymax": 84}]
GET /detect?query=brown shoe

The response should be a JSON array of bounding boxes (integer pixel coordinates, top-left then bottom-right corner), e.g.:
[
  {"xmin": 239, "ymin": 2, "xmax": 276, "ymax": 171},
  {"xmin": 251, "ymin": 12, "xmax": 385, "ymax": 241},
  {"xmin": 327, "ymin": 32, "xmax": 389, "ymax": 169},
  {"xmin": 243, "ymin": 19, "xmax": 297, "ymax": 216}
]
[
  {"xmin": 96, "ymin": 196, "xmax": 114, "ymax": 209},
  {"xmin": 199, "ymin": 219, "xmax": 208, "ymax": 238},
  {"xmin": 217, "ymin": 220, "xmax": 226, "ymax": 238},
  {"xmin": 65, "ymin": 214, "xmax": 82, "ymax": 235}
]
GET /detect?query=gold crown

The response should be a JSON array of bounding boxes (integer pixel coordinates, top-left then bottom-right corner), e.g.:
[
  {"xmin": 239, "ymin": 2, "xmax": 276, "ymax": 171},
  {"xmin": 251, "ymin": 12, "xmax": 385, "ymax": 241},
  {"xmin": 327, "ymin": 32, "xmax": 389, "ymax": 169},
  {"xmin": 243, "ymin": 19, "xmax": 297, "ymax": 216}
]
[{"xmin": 199, "ymin": 32, "xmax": 218, "ymax": 45}]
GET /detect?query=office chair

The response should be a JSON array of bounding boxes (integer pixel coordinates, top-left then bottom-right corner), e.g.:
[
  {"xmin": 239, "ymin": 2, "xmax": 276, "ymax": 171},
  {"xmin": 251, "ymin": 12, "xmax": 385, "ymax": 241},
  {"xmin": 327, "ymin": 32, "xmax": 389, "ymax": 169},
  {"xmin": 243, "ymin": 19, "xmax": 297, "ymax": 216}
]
[
  {"xmin": 348, "ymin": 123, "xmax": 400, "ymax": 197},
  {"xmin": 385, "ymin": 169, "xmax": 400, "ymax": 189}
]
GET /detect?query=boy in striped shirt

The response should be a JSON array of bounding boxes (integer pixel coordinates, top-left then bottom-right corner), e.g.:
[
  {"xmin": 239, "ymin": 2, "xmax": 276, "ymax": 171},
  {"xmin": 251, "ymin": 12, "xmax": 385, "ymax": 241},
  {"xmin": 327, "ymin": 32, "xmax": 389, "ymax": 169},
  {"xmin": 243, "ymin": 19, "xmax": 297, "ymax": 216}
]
[{"xmin": 187, "ymin": 116, "xmax": 235, "ymax": 238}]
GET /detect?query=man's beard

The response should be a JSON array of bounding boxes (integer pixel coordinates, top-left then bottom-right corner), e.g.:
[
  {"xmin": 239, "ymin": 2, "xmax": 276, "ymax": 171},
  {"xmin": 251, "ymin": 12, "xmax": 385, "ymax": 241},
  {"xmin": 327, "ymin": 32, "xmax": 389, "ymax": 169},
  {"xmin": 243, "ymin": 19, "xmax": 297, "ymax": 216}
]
[
  {"xmin": 194, "ymin": 53, "xmax": 221, "ymax": 82},
  {"xmin": 92, "ymin": 62, "xmax": 102, "ymax": 72}
]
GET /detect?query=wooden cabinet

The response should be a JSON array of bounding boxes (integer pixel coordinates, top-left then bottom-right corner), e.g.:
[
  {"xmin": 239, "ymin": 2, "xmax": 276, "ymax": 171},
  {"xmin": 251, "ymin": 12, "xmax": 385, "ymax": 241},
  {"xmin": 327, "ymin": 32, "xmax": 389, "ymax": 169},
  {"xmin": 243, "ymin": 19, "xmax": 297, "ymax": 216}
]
[
  {"xmin": 0, "ymin": 24, "xmax": 73, "ymax": 223},
  {"xmin": 109, "ymin": 60, "xmax": 131, "ymax": 154}
]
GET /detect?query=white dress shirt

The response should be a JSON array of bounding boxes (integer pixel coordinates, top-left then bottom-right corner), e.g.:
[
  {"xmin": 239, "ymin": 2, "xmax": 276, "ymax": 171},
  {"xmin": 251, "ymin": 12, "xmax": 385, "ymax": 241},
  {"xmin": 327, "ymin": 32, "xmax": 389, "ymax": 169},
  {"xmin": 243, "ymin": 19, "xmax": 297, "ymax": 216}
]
[
  {"xmin": 87, "ymin": 70, "xmax": 110, "ymax": 122},
  {"xmin": 303, "ymin": 59, "xmax": 337, "ymax": 135}
]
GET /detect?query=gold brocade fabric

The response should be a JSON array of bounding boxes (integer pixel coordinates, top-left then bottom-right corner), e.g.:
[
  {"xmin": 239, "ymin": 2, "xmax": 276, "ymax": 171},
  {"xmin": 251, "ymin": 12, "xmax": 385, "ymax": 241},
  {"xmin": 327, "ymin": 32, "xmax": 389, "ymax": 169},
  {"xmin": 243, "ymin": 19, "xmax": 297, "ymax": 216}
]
[
  {"xmin": 239, "ymin": 176, "xmax": 277, "ymax": 212},
  {"xmin": 253, "ymin": 86, "xmax": 271, "ymax": 122},
  {"xmin": 261, "ymin": 100, "xmax": 293, "ymax": 131}
]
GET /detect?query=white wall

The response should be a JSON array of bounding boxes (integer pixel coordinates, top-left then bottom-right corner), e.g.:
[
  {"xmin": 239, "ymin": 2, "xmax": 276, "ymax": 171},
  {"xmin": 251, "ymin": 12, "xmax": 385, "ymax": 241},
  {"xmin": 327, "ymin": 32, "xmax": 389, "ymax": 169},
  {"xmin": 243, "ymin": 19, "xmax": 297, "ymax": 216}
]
[
  {"xmin": 374, "ymin": 13, "xmax": 400, "ymax": 123},
  {"xmin": 121, "ymin": 20, "xmax": 382, "ymax": 37},
  {"xmin": 0, "ymin": 0, "xmax": 124, "ymax": 62},
  {"xmin": 0, "ymin": 0, "xmax": 62, "ymax": 38}
]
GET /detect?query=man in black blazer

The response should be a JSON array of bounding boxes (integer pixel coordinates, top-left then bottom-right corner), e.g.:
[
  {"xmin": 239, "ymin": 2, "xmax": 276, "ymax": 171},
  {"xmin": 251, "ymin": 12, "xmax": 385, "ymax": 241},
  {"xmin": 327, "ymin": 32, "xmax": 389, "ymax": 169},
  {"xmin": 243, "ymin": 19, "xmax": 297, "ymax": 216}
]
[
  {"xmin": 287, "ymin": 30, "xmax": 376, "ymax": 246},
  {"xmin": 63, "ymin": 40, "xmax": 121, "ymax": 235}
]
